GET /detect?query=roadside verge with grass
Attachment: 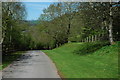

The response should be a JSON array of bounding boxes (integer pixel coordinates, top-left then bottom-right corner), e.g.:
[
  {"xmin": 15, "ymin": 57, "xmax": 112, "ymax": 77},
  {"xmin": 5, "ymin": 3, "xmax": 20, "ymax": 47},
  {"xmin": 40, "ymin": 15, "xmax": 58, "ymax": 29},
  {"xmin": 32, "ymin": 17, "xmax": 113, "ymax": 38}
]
[
  {"xmin": 0, "ymin": 51, "xmax": 25, "ymax": 70},
  {"xmin": 42, "ymin": 42, "xmax": 118, "ymax": 78}
]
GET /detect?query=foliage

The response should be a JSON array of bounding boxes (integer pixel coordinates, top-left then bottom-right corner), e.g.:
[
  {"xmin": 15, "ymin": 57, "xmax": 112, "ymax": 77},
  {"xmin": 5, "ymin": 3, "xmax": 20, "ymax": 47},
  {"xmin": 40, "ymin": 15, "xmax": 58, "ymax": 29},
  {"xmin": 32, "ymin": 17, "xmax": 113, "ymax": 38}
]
[
  {"xmin": 33, "ymin": 2, "xmax": 119, "ymax": 49},
  {"xmin": 2, "ymin": 2, "xmax": 120, "ymax": 53},
  {"xmin": 2, "ymin": 2, "xmax": 27, "ymax": 54},
  {"xmin": 0, "ymin": 2, "xmax": 1, "ymax": 41},
  {"xmin": 112, "ymin": 5, "xmax": 120, "ymax": 41},
  {"xmin": 74, "ymin": 41, "xmax": 110, "ymax": 55}
]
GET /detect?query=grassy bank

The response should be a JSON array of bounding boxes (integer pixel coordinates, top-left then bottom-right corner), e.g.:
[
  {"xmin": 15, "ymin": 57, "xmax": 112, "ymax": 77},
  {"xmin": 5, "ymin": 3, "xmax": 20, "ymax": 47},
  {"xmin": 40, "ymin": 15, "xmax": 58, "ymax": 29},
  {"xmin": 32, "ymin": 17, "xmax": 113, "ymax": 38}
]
[
  {"xmin": 43, "ymin": 42, "xmax": 118, "ymax": 78},
  {"xmin": 0, "ymin": 65, "xmax": 2, "ymax": 70},
  {"xmin": 0, "ymin": 51, "xmax": 25, "ymax": 70}
]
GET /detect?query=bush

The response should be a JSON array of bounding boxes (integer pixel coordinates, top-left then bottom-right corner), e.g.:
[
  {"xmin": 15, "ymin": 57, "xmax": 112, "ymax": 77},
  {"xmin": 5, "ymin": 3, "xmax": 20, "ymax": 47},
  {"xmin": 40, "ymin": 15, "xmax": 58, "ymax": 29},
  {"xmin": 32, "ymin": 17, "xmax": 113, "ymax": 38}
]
[{"xmin": 74, "ymin": 41, "xmax": 110, "ymax": 55}]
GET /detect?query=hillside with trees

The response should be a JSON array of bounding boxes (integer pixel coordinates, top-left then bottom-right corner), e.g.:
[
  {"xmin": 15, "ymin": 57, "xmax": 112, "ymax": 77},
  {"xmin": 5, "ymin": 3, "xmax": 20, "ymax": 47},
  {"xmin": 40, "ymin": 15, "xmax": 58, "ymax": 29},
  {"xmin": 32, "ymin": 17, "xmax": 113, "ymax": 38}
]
[
  {"xmin": 1, "ymin": 2, "xmax": 119, "ymax": 78},
  {"xmin": 26, "ymin": 2, "xmax": 120, "ymax": 50},
  {"xmin": 2, "ymin": 2, "xmax": 120, "ymax": 53}
]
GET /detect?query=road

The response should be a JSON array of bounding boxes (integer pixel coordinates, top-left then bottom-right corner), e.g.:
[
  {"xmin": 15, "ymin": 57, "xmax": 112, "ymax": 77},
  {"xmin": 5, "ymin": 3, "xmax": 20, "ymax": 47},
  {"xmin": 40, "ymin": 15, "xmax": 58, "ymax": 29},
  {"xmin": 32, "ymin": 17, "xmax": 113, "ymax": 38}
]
[{"xmin": 2, "ymin": 51, "xmax": 61, "ymax": 78}]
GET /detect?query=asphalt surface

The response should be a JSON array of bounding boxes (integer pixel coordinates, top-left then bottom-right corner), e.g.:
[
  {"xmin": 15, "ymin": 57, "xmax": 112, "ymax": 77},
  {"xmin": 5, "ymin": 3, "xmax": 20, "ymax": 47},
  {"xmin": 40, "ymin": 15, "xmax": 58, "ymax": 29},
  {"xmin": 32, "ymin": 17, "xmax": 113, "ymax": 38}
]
[{"xmin": 2, "ymin": 51, "xmax": 61, "ymax": 78}]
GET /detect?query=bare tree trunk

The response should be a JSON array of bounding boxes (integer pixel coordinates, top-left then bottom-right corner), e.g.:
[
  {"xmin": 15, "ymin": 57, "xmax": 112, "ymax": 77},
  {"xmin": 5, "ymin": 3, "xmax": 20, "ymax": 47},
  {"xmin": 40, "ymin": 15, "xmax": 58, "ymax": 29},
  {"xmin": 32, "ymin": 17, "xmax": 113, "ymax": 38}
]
[
  {"xmin": 109, "ymin": 18, "xmax": 114, "ymax": 44},
  {"xmin": 109, "ymin": 4, "xmax": 114, "ymax": 45}
]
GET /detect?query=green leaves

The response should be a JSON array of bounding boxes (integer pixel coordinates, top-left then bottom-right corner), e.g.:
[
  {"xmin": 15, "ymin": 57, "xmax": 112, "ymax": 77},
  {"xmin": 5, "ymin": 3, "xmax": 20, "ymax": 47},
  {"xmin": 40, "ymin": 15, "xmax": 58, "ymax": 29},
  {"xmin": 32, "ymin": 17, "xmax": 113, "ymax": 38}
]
[{"xmin": 2, "ymin": 2, "xmax": 27, "ymax": 54}]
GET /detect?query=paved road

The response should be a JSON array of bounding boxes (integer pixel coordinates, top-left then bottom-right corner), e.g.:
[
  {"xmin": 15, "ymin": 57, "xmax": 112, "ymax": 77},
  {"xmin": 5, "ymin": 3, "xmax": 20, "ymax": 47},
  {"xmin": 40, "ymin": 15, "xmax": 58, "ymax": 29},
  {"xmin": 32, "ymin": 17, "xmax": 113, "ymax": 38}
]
[{"xmin": 2, "ymin": 51, "xmax": 61, "ymax": 78}]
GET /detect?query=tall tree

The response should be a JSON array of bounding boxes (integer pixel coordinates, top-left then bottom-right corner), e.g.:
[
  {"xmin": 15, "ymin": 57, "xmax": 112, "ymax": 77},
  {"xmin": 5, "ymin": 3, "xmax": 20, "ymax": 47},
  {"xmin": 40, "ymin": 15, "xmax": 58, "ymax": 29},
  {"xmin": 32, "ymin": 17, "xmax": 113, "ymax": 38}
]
[
  {"xmin": 2, "ymin": 2, "xmax": 26, "ymax": 53},
  {"xmin": 0, "ymin": 2, "xmax": 2, "ymax": 44}
]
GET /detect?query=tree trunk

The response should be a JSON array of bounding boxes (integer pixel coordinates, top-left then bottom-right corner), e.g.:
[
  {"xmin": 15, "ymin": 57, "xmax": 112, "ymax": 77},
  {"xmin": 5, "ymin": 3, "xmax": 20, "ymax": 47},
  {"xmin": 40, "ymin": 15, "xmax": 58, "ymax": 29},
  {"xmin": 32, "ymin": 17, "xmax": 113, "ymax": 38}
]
[
  {"xmin": 66, "ymin": 23, "xmax": 71, "ymax": 43},
  {"xmin": 109, "ymin": 18, "xmax": 114, "ymax": 44},
  {"xmin": 109, "ymin": 5, "xmax": 114, "ymax": 45}
]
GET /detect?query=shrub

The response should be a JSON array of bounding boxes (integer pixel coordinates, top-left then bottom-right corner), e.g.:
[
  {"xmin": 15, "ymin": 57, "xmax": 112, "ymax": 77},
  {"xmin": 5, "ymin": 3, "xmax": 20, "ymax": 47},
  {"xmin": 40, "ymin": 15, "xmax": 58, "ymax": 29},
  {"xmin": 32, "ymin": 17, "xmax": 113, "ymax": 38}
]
[{"xmin": 74, "ymin": 41, "xmax": 110, "ymax": 55}]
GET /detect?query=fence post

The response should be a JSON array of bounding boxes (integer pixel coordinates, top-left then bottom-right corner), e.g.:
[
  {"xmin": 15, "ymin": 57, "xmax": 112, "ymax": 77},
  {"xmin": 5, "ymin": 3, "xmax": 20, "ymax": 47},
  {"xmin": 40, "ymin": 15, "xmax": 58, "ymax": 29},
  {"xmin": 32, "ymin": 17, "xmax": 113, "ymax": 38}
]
[
  {"xmin": 88, "ymin": 36, "xmax": 89, "ymax": 42},
  {"xmin": 88, "ymin": 37, "xmax": 89, "ymax": 42},
  {"xmin": 98, "ymin": 34, "xmax": 100, "ymax": 41},
  {"xmin": 90, "ymin": 36, "xmax": 91, "ymax": 42},
  {"xmin": 88, "ymin": 36, "xmax": 90, "ymax": 42},
  {"xmin": 93, "ymin": 35, "xmax": 94, "ymax": 42},
  {"xmin": 92, "ymin": 35, "xmax": 94, "ymax": 42},
  {"xmin": 85, "ymin": 38, "xmax": 87, "ymax": 42},
  {"xmin": 87, "ymin": 37, "xmax": 88, "ymax": 42},
  {"xmin": 95, "ymin": 35, "xmax": 97, "ymax": 41}
]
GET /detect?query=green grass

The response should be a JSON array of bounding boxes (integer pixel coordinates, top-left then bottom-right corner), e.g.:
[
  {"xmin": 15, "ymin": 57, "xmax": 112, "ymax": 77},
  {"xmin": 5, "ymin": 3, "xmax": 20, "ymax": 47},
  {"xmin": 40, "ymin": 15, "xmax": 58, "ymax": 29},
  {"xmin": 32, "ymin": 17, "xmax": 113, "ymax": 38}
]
[
  {"xmin": 42, "ymin": 42, "xmax": 118, "ymax": 78},
  {"xmin": 74, "ymin": 41, "xmax": 110, "ymax": 55},
  {"xmin": 0, "ymin": 65, "xmax": 2, "ymax": 70},
  {"xmin": 0, "ymin": 51, "xmax": 25, "ymax": 70}
]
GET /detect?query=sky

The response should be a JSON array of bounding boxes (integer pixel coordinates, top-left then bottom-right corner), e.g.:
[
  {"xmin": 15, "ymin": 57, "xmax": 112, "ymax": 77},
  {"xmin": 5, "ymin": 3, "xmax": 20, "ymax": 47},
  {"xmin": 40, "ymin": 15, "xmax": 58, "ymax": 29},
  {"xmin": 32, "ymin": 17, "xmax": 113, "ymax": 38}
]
[
  {"xmin": 23, "ymin": 2, "xmax": 53, "ymax": 20},
  {"xmin": 23, "ymin": 0, "xmax": 120, "ymax": 20}
]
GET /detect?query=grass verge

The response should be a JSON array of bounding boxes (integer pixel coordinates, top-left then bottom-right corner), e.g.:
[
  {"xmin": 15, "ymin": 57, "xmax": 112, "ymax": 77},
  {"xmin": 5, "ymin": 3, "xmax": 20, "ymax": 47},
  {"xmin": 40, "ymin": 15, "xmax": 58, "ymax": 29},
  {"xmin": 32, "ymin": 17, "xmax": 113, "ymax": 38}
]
[
  {"xmin": 0, "ymin": 65, "xmax": 2, "ymax": 70},
  {"xmin": 42, "ymin": 42, "xmax": 118, "ymax": 78},
  {"xmin": 0, "ymin": 51, "xmax": 25, "ymax": 70}
]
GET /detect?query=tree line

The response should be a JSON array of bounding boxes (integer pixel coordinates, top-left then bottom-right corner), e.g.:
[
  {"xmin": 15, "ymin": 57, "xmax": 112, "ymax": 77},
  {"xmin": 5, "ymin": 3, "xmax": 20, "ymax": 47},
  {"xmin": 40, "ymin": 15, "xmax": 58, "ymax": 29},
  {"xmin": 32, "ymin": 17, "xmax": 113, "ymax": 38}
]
[
  {"xmin": 30, "ymin": 2, "xmax": 119, "ymax": 49},
  {"xmin": 1, "ymin": 2, "xmax": 120, "ymax": 54},
  {"xmin": 2, "ymin": 2, "xmax": 29, "ymax": 54}
]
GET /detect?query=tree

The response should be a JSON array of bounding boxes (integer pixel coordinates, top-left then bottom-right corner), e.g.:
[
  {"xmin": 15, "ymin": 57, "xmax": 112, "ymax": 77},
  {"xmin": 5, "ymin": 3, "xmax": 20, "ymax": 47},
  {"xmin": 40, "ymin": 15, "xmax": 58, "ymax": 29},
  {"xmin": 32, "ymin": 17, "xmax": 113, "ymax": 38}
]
[
  {"xmin": 36, "ymin": 2, "xmax": 119, "ymax": 49},
  {"xmin": 2, "ymin": 2, "xmax": 26, "ymax": 53},
  {"xmin": 109, "ymin": 2, "xmax": 120, "ymax": 44},
  {"xmin": 112, "ymin": 2, "xmax": 120, "ymax": 41},
  {"xmin": 0, "ymin": 2, "xmax": 2, "ymax": 44}
]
